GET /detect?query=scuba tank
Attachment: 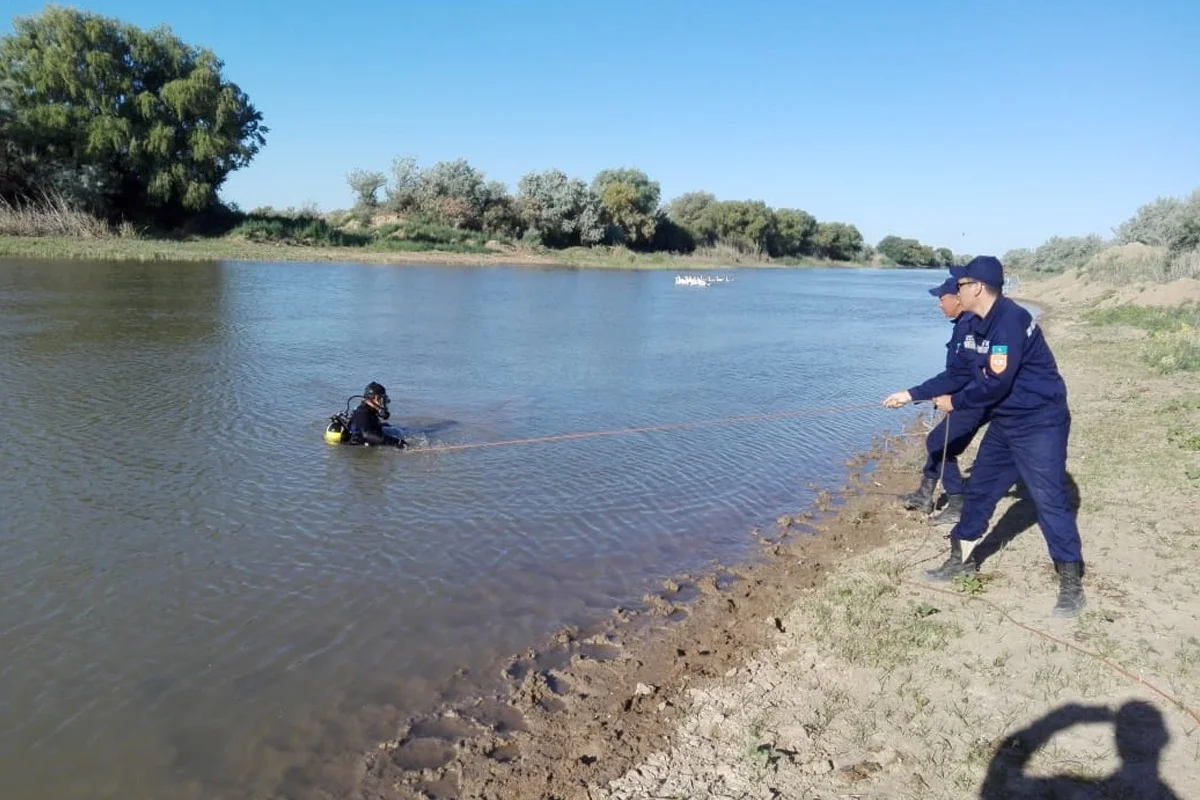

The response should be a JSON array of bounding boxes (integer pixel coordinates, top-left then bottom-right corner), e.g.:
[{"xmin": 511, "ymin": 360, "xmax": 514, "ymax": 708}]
[
  {"xmin": 324, "ymin": 411, "xmax": 351, "ymax": 444},
  {"xmin": 323, "ymin": 394, "xmax": 364, "ymax": 445}
]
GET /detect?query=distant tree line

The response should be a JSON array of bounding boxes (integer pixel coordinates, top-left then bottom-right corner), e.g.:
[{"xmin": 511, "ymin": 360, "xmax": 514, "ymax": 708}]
[
  {"xmin": 0, "ymin": 5, "xmax": 963, "ymax": 263},
  {"xmin": 347, "ymin": 156, "xmax": 965, "ymax": 263}
]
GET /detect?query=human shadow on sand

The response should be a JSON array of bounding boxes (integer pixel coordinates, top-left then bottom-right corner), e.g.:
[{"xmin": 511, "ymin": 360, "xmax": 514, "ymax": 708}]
[
  {"xmin": 979, "ymin": 700, "xmax": 1182, "ymax": 799},
  {"xmin": 962, "ymin": 471, "xmax": 1082, "ymax": 569}
]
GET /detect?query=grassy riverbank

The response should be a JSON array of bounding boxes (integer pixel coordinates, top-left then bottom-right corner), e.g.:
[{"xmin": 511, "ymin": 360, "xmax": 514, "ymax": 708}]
[
  {"xmin": 353, "ymin": 271, "xmax": 1200, "ymax": 799},
  {"xmin": 0, "ymin": 232, "xmax": 878, "ymax": 269}
]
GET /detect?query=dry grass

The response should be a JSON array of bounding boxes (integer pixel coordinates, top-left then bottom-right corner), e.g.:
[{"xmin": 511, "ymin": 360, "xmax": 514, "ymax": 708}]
[
  {"xmin": 1080, "ymin": 243, "xmax": 1200, "ymax": 284},
  {"xmin": 0, "ymin": 191, "xmax": 124, "ymax": 239}
]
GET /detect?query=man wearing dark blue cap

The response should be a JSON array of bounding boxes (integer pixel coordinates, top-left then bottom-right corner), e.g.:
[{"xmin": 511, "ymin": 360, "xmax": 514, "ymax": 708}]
[
  {"xmin": 883, "ymin": 276, "xmax": 987, "ymax": 523},
  {"xmin": 925, "ymin": 255, "xmax": 1085, "ymax": 618}
]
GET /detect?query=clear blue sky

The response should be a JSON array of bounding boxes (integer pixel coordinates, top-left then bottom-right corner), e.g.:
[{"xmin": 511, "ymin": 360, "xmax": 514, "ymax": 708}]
[{"xmin": 6, "ymin": 0, "xmax": 1199, "ymax": 255}]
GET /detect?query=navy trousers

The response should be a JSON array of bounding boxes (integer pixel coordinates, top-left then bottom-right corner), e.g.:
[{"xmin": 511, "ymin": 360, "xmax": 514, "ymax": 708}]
[
  {"xmin": 922, "ymin": 409, "xmax": 987, "ymax": 495},
  {"xmin": 950, "ymin": 407, "xmax": 1082, "ymax": 564}
]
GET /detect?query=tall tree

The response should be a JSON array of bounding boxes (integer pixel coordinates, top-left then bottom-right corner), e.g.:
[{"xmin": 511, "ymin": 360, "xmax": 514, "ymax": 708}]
[
  {"xmin": 591, "ymin": 168, "xmax": 661, "ymax": 248},
  {"xmin": 347, "ymin": 169, "xmax": 387, "ymax": 208},
  {"xmin": 814, "ymin": 222, "xmax": 864, "ymax": 261},
  {"xmin": 416, "ymin": 158, "xmax": 489, "ymax": 228},
  {"xmin": 517, "ymin": 169, "xmax": 604, "ymax": 247},
  {"xmin": 0, "ymin": 6, "xmax": 267, "ymax": 221},
  {"xmin": 770, "ymin": 208, "xmax": 818, "ymax": 257}
]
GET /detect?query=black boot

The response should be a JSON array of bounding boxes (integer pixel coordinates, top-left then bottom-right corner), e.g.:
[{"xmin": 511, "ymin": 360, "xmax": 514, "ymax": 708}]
[
  {"xmin": 900, "ymin": 477, "xmax": 937, "ymax": 512},
  {"xmin": 929, "ymin": 493, "xmax": 964, "ymax": 527},
  {"xmin": 923, "ymin": 537, "xmax": 977, "ymax": 582},
  {"xmin": 1052, "ymin": 561, "xmax": 1086, "ymax": 618}
]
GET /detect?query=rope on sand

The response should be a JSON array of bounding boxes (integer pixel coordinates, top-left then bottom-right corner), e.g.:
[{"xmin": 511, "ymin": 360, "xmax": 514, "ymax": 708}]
[{"xmin": 903, "ymin": 580, "xmax": 1200, "ymax": 729}]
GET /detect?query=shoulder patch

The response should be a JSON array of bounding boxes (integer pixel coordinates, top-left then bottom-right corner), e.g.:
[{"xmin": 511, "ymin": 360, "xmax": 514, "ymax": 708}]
[{"xmin": 989, "ymin": 344, "xmax": 1009, "ymax": 374}]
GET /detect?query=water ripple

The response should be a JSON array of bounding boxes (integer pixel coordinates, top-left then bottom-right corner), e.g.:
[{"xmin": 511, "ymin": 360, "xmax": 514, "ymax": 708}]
[{"xmin": 0, "ymin": 260, "xmax": 951, "ymax": 800}]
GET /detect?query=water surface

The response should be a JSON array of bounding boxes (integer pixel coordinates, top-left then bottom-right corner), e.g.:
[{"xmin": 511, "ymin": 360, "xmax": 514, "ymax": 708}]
[{"xmin": 0, "ymin": 259, "xmax": 951, "ymax": 799}]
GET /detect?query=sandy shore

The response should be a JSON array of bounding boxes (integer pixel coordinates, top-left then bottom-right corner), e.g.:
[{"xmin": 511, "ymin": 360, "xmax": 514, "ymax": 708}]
[{"xmin": 333, "ymin": 272, "xmax": 1199, "ymax": 799}]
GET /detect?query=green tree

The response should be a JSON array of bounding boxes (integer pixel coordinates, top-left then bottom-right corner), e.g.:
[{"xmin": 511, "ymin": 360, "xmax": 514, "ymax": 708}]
[
  {"xmin": 666, "ymin": 191, "xmax": 716, "ymax": 231},
  {"xmin": 650, "ymin": 211, "xmax": 696, "ymax": 253},
  {"xmin": 1115, "ymin": 196, "xmax": 1185, "ymax": 248},
  {"xmin": 591, "ymin": 168, "xmax": 661, "ymax": 248},
  {"xmin": 1166, "ymin": 190, "xmax": 1200, "ymax": 254},
  {"xmin": 0, "ymin": 6, "xmax": 266, "ymax": 221},
  {"xmin": 480, "ymin": 180, "xmax": 523, "ymax": 239},
  {"xmin": 814, "ymin": 222, "xmax": 864, "ymax": 261},
  {"xmin": 517, "ymin": 169, "xmax": 604, "ymax": 248},
  {"xmin": 347, "ymin": 169, "xmax": 387, "ymax": 208},
  {"xmin": 416, "ymin": 158, "xmax": 489, "ymax": 229},
  {"xmin": 877, "ymin": 235, "xmax": 942, "ymax": 266},
  {"xmin": 698, "ymin": 200, "xmax": 776, "ymax": 255},
  {"xmin": 385, "ymin": 155, "xmax": 421, "ymax": 213},
  {"xmin": 0, "ymin": 99, "xmax": 26, "ymax": 199},
  {"xmin": 770, "ymin": 208, "xmax": 818, "ymax": 257},
  {"xmin": 876, "ymin": 235, "xmax": 909, "ymax": 263}
]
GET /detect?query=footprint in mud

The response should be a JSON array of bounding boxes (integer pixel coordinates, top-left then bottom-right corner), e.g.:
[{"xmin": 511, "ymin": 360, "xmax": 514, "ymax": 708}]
[
  {"xmin": 486, "ymin": 740, "xmax": 520, "ymax": 763},
  {"xmin": 515, "ymin": 671, "xmax": 571, "ymax": 714},
  {"xmin": 542, "ymin": 670, "xmax": 572, "ymax": 696},
  {"xmin": 461, "ymin": 700, "xmax": 529, "ymax": 737},
  {"xmin": 661, "ymin": 578, "xmax": 701, "ymax": 604},
  {"xmin": 390, "ymin": 737, "xmax": 456, "ymax": 772},
  {"xmin": 408, "ymin": 713, "xmax": 480, "ymax": 742},
  {"xmin": 575, "ymin": 641, "xmax": 622, "ymax": 662}
]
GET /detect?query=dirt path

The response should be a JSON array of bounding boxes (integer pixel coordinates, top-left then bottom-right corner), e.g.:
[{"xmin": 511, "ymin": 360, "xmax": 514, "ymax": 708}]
[{"xmin": 350, "ymin": 276, "xmax": 1198, "ymax": 799}]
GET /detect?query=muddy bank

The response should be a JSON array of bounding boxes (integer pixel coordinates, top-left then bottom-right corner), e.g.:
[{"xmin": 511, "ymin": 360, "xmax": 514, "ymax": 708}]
[{"xmin": 310, "ymin": 423, "xmax": 934, "ymax": 799}]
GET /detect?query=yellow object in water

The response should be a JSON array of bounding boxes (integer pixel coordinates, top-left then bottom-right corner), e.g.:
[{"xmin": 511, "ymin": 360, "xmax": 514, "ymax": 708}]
[{"xmin": 324, "ymin": 419, "xmax": 348, "ymax": 444}]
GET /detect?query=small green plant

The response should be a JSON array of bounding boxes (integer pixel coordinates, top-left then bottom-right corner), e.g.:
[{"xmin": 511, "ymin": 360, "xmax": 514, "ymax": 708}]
[
  {"xmin": 952, "ymin": 572, "xmax": 985, "ymax": 595},
  {"xmin": 808, "ymin": 573, "xmax": 960, "ymax": 669},
  {"xmin": 1084, "ymin": 303, "xmax": 1200, "ymax": 333},
  {"xmin": 1085, "ymin": 304, "xmax": 1200, "ymax": 374},
  {"xmin": 1163, "ymin": 394, "xmax": 1200, "ymax": 412},
  {"xmin": 1144, "ymin": 328, "xmax": 1200, "ymax": 374},
  {"xmin": 1168, "ymin": 425, "xmax": 1200, "ymax": 451},
  {"xmin": 913, "ymin": 602, "xmax": 940, "ymax": 618}
]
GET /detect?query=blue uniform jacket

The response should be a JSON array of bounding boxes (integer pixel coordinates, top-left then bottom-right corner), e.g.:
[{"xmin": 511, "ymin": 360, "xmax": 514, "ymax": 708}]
[
  {"xmin": 948, "ymin": 296, "xmax": 1068, "ymax": 417},
  {"xmin": 907, "ymin": 312, "xmax": 976, "ymax": 402}
]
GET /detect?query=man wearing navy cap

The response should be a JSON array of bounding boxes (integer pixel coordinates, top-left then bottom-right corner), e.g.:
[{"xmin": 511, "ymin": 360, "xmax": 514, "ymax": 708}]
[
  {"xmin": 883, "ymin": 276, "xmax": 987, "ymax": 524},
  {"xmin": 927, "ymin": 255, "xmax": 1084, "ymax": 618}
]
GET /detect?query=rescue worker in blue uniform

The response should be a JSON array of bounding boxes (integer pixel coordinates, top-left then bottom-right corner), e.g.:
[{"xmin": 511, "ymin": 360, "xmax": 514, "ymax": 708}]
[
  {"xmin": 926, "ymin": 256, "xmax": 1084, "ymax": 618},
  {"xmin": 884, "ymin": 276, "xmax": 988, "ymax": 525}
]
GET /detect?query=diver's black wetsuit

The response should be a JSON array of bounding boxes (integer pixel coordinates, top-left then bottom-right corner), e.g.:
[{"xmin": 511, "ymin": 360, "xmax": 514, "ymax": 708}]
[{"xmin": 348, "ymin": 403, "xmax": 404, "ymax": 447}]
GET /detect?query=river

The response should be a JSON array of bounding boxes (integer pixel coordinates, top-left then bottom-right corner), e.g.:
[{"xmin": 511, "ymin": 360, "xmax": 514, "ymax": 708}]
[{"xmin": 0, "ymin": 258, "xmax": 951, "ymax": 799}]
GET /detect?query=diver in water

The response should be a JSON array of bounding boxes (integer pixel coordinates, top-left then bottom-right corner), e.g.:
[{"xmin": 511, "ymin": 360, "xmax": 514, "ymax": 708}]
[{"xmin": 349, "ymin": 382, "xmax": 406, "ymax": 448}]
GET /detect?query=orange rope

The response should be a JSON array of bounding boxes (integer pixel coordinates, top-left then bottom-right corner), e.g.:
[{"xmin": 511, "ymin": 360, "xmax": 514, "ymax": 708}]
[
  {"xmin": 414, "ymin": 402, "xmax": 883, "ymax": 453},
  {"xmin": 906, "ymin": 580, "xmax": 1200, "ymax": 728}
]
